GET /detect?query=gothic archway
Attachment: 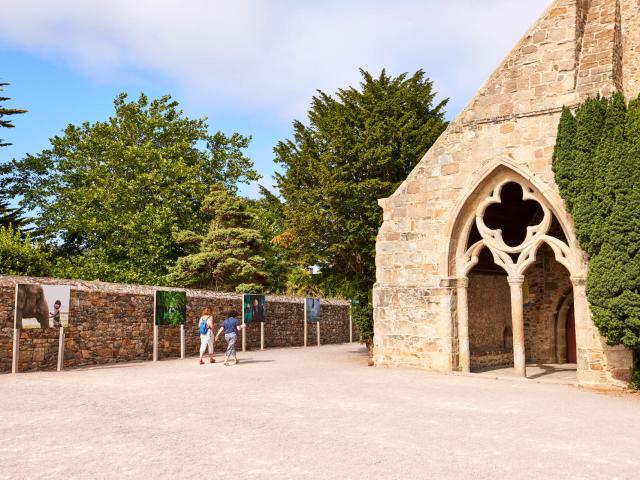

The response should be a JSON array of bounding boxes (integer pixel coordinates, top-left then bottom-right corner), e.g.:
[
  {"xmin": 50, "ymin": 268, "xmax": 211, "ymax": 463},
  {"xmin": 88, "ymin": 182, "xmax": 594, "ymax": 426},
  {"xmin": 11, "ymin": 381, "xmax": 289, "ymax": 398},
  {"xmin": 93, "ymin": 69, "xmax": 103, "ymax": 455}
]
[{"xmin": 448, "ymin": 163, "xmax": 584, "ymax": 377}]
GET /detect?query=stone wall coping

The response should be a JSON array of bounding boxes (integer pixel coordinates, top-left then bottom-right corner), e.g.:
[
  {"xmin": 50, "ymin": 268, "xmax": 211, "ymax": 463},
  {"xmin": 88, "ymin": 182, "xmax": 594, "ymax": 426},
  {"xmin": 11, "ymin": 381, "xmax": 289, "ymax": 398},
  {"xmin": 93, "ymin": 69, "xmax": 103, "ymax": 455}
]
[{"xmin": 0, "ymin": 275, "xmax": 351, "ymax": 306}]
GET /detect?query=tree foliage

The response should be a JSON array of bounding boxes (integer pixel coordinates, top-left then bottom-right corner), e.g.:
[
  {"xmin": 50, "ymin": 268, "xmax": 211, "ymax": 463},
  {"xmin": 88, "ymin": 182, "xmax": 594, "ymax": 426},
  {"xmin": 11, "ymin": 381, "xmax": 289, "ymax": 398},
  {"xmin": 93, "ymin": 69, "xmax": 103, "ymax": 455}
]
[
  {"xmin": 553, "ymin": 93, "xmax": 640, "ymax": 385},
  {"xmin": 167, "ymin": 183, "xmax": 266, "ymax": 292},
  {"xmin": 0, "ymin": 82, "xmax": 27, "ymax": 229},
  {"xmin": 275, "ymin": 69, "xmax": 448, "ymax": 342},
  {"xmin": 0, "ymin": 93, "xmax": 258, "ymax": 285},
  {"xmin": 0, "ymin": 82, "xmax": 27, "ymax": 147},
  {"xmin": 0, "ymin": 226, "xmax": 51, "ymax": 276},
  {"xmin": 247, "ymin": 186, "xmax": 292, "ymax": 293}
]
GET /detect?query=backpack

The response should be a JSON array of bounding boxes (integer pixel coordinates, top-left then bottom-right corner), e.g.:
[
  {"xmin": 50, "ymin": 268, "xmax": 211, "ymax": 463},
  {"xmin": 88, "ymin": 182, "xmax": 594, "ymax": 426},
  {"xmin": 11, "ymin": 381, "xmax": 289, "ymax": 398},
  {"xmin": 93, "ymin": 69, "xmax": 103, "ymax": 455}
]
[{"xmin": 199, "ymin": 317, "xmax": 209, "ymax": 335}]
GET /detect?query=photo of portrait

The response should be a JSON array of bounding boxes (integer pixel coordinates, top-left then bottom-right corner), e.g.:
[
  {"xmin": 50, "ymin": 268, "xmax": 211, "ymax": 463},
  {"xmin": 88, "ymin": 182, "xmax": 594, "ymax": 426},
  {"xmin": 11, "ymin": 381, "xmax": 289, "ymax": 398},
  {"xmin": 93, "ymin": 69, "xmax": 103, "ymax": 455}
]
[
  {"xmin": 14, "ymin": 284, "xmax": 71, "ymax": 329},
  {"xmin": 306, "ymin": 297, "xmax": 321, "ymax": 323},
  {"xmin": 155, "ymin": 290, "xmax": 187, "ymax": 326},
  {"xmin": 243, "ymin": 294, "xmax": 266, "ymax": 323}
]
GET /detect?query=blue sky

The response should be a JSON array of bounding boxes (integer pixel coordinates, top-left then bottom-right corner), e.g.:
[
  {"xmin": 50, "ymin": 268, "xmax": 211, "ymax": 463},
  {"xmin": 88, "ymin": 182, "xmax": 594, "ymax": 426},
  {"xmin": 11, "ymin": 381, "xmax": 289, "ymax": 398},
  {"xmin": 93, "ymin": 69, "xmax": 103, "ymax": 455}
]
[{"xmin": 1, "ymin": 0, "xmax": 549, "ymax": 199}]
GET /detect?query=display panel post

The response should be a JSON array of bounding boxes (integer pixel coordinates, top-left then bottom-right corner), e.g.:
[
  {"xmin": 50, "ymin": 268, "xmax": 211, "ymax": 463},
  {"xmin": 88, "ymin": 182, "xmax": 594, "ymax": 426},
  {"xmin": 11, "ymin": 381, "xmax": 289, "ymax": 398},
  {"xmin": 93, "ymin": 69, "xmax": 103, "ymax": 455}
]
[
  {"xmin": 153, "ymin": 290, "xmax": 158, "ymax": 361},
  {"xmin": 260, "ymin": 322, "xmax": 264, "ymax": 350},
  {"xmin": 57, "ymin": 327, "xmax": 65, "ymax": 372},
  {"xmin": 12, "ymin": 286, "xmax": 19, "ymax": 374},
  {"xmin": 12, "ymin": 329, "xmax": 19, "ymax": 374},
  {"xmin": 180, "ymin": 324, "xmax": 185, "ymax": 359},
  {"xmin": 303, "ymin": 301, "xmax": 308, "ymax": 347},
  {"xmin": 349, "ymin": 303, "xmax": 353, "ymax": 343},
  {"xmin": 242, "ymin": 296, "xmax": 246, "ymax": 353}
]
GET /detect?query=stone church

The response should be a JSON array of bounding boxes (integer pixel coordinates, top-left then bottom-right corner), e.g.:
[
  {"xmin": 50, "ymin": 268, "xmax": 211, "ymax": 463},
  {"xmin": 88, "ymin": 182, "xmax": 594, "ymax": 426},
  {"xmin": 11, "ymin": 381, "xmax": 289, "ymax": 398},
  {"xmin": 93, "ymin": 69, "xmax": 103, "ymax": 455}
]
[{"xmin": 373, "ymin": 0, "xmax": 637, "ymax": 386}]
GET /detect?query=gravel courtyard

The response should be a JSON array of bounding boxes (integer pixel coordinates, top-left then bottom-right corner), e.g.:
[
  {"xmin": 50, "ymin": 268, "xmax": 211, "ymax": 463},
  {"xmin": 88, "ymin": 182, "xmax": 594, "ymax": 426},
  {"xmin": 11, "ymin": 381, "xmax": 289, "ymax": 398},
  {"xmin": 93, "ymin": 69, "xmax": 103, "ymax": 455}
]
[{"xmin": 1, "ymin": 344, "xmax": 638, "ymax": 480}]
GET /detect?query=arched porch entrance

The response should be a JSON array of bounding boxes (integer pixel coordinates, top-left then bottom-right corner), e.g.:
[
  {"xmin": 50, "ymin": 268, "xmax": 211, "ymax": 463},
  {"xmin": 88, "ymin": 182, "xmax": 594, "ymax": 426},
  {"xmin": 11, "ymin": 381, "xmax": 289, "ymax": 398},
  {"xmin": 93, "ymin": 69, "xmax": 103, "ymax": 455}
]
[{"xmin": 448, "ymin": 164, "xmax": 585, "ymax": 379}]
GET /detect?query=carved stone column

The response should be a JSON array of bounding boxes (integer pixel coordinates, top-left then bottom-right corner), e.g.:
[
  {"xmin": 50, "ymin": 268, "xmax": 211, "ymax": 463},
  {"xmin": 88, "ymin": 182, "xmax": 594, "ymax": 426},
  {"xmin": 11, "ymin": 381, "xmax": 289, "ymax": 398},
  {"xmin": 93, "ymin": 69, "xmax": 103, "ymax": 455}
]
[
  {"xmin": 457, "ymin": 277, "xmax": 470, "ymax": 373},
  {"xmin": 570, "ymin": 276, "xmax": 588, "ymax": 373},
  {"xmin": 508, "ymin": 275, "xmax": 526, "ymax": 377}
]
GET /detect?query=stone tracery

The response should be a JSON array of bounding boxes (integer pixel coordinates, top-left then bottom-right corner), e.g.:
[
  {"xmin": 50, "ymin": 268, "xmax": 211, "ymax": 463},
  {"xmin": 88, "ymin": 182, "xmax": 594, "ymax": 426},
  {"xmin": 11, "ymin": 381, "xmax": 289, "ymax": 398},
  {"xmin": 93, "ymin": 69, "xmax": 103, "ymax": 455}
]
[
  {"xmin": 458, "ymin": 180, "xmax": 574, "ymax": 278},
  {"xmin": 454, "ymin": 175, "xmax": 582, "ymax": 377}
]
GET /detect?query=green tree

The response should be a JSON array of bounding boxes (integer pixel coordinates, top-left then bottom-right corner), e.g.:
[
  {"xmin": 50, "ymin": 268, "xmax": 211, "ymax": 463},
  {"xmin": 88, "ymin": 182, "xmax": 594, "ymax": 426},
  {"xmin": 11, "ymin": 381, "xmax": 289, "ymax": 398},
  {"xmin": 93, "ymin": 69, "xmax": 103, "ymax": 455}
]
[
  {"xmin": 0, "ymin": 93, "xmax": 258, "ymax": 285},
  {"xmin": 0, "ymin": 82, "xmax": 27, "ymax": 147},
  {"xmin": 274, "ymin": 69, "xmax": 448, "ymax": 342},
  {"xmin": 0, "ymin": 200, "xmax": 25, "ymax": 229},
  {"xmin": 167, "ymin": 183, "xmax": 266, "ymax": 292},
  {"xmin": 553, "ymin": 93, "xmax": 640, "ymax": 387},
  {"xmin": 0, "ymin": 226, "xmax": 51, "ymax": 276},
  {"xmin": 247, "ymin": 186, "xmax": 293, "ymax": 293},
  {"xmin": 0, "ymin": 82, "xmax": 27, "ymax": 229}
]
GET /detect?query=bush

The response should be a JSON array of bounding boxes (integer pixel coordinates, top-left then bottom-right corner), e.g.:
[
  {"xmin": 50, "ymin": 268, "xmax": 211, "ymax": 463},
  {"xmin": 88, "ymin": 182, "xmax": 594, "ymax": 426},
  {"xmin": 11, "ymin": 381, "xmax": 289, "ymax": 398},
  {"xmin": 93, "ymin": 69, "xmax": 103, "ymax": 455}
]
[
  {"xmin": 553, "ymin": 93, "xmax": 640, "ymax": 385},
  {"xmin": 0, "ymin": 226, "xmax": 51, "ymax": 276}
]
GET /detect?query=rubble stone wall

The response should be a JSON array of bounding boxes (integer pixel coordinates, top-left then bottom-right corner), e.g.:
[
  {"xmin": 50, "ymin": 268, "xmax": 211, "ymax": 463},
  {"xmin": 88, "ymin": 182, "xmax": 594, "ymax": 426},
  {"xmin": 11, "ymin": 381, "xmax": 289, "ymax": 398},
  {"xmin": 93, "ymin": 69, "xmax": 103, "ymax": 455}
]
[{"xmin": 0, "ymin": 275, "xmax": 351, "ymax": 373}]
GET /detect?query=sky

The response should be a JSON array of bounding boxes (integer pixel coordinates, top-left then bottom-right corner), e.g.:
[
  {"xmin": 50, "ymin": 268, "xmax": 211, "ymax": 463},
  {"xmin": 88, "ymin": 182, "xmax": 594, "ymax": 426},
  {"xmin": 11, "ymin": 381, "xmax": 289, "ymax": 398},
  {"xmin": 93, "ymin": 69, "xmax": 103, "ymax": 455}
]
[{"xmin": 0, "ymin": 0, "xmax": 550, "ymax": 199}]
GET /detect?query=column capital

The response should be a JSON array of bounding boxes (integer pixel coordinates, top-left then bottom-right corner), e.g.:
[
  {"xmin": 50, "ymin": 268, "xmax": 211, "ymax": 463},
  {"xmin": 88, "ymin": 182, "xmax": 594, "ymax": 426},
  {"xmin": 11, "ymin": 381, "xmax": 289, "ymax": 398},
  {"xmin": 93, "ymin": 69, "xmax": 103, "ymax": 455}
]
[
  {"xmin": 507, "ymin": 275, "xmax": 525, "ymax": 286},
  {"xmin": 570, "ymin": 276, "xmax": 586, "ymax": 287}
]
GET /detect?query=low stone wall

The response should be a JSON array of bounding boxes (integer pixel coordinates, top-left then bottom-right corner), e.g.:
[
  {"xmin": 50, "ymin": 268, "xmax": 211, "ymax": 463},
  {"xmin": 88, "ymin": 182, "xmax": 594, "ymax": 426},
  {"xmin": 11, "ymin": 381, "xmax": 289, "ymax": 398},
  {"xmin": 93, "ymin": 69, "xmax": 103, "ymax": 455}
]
[
  {"xmin": 470, "ymin": 351, "xmax": 514, "ymax": 371},
  {"xmin": 0, "ymin": 275, "xmax": 351, "ymax": 373}
]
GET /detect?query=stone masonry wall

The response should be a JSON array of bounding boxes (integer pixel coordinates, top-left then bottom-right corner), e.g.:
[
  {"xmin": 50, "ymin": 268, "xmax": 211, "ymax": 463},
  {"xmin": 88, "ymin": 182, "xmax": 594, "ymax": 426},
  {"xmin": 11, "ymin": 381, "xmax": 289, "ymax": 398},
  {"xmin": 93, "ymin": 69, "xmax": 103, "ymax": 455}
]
[
  {"xmin": 0, "ymin": 275, "xmax": 351, "ymax": 373},
  {"xmin": 523, "ymin": 244, "xmax": 573, "ymax": 363},
  {"xmin": 468, "ymin": 272, "xmax": 511, "ymax": 354}
]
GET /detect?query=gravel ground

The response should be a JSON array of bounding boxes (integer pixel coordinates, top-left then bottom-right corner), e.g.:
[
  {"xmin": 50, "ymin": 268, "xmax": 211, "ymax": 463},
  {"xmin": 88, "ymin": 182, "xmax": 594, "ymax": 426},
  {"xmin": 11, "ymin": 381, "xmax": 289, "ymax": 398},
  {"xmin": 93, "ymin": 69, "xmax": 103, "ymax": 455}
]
[{"xmin": 1, "ymin": 344, "xmax": 638, "ymax": 480}]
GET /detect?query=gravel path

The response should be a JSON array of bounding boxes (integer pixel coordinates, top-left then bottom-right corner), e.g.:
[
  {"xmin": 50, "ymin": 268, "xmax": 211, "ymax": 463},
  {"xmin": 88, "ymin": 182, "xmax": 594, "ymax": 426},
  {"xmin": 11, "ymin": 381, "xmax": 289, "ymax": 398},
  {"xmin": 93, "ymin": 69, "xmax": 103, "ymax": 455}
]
[{"xmin": 1, "ymin": 344, "xmax": 638, "ymax": 480}]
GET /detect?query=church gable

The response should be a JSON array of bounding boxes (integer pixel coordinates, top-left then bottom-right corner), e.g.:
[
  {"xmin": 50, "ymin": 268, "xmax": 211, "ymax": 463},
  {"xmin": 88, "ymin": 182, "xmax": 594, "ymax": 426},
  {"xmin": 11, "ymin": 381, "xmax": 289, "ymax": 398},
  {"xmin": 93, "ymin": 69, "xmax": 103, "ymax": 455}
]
[{"xmin": 373, "ymin": 0, "xmax": 636, "ymax": 386}]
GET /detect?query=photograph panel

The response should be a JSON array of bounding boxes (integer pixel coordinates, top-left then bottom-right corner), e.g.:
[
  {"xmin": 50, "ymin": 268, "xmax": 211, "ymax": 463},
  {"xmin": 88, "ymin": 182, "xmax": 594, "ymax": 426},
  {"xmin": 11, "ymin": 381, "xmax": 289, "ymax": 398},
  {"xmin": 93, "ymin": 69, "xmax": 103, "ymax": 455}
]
[
  {"xmin": 155, "ymin": 290, "xmax": 187, "ymax": 326},
  {"xmin": 14, "ymin": 284, "xmax": 70, "ymax": 329},
  {"xmin": 243, "ymin": 294, "xmax": 266, "ymax": 323},
  {"xmin": 306, "ymin": 297, "xmax": 321, "ymax": 323}
]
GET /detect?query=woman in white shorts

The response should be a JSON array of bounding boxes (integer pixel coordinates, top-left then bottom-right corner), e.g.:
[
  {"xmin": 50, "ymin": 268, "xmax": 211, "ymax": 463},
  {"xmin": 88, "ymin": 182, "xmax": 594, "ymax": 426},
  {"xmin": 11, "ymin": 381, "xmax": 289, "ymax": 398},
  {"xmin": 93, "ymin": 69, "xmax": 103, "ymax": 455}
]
[{"xmin": 198, "ymin": 308, "xmax": 215, "ymax": 365}]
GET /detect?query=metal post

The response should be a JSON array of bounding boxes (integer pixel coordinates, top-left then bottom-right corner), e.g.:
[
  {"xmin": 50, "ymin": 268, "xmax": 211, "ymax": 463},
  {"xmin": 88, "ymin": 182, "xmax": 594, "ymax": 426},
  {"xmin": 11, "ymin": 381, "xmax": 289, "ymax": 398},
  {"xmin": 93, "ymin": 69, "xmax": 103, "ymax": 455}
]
[
  {"xmin": 153, "ymin": 290, "xmax": 158, "ymax": 362},
  {"xmin": 349, "ymin": 302, "xmax": 353, "ymax": 343},
  {"xmin": 12, "ymin": 328, "xmax": 19, "ymax": 374},
  {"xmin": 303, "ymin": 300, "xmax": 308, "ymax": 347},
  {"xmin": 12, "ymin": 285, "xmax": 19, "ymax": 374},
  {"xmin": 316, "ymin": 321, "xmax": 320, "ymax": 347},
  {"xmin": 260, "ymin": 322, "xmax": 264, "ymax": 350},
  {"xmin": 180, "ymin": 324, "xmax": 185, "ymax": 359},
  {"xmin": 57, "ymin": 327, "xmax": 65, "ymax": 372},
  {"xmin": 242, "ymin": 296, "xmax": 246, "ymax": 353}
]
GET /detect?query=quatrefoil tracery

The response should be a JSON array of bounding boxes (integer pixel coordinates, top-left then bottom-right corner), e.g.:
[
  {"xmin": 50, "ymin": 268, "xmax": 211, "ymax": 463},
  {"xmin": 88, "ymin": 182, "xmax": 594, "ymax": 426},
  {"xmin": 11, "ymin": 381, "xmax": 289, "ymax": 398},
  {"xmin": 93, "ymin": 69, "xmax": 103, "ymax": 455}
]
[{"xmin": 459, "ymin": 180, "xmax": 573, "ymax": 277}]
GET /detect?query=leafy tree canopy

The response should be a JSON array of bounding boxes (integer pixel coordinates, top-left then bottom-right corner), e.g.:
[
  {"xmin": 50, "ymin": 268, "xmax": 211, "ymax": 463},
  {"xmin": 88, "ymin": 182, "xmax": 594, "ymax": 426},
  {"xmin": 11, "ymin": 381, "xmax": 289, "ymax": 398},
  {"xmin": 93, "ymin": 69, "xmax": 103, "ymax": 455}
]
[
  {"xmin": 167, "ymin": 183, "xmax": 266, "ymax": 292},
  {"xmin": 246, "ymin": 185, "xmax": 292, "ymax": 293},
  {"xmin": 274, "ymin": 69, "xmax": 448, "ymax": 342},
  {"xmin": 0, "ymin": 93, "xmax": 258, "ymax": 284},
  {"xmin": 553, "ymin": 93, "xmax": 640, "ymax": 386},
  {"xmin": 0, "ymin": 226, "xmax": 51, "ymax": 277}
]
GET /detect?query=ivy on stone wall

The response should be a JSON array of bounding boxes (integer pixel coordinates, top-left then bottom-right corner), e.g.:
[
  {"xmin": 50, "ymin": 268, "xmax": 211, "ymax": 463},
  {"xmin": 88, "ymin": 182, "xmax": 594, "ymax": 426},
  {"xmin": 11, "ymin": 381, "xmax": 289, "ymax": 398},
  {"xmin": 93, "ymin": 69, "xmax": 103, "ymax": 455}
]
[{"xmin": 553, "ymin": 93, "xmax": 640, "ymax": 387}]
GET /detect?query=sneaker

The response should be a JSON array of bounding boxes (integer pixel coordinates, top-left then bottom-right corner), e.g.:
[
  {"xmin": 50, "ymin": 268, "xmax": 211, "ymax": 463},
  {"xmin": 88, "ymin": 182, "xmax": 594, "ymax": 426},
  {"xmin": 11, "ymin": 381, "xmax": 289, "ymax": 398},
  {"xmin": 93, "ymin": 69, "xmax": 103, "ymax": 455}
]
[
  {"xmin": 199, "ymin": 359, "xmax": 204, "ymax": 365},
  {"xmin": 224, "ymin": 362, "xmax": 230, "ymax": 366},
  {"xmin": 210, "ymin": 358, "xmax": 216, "ymax": 364}
]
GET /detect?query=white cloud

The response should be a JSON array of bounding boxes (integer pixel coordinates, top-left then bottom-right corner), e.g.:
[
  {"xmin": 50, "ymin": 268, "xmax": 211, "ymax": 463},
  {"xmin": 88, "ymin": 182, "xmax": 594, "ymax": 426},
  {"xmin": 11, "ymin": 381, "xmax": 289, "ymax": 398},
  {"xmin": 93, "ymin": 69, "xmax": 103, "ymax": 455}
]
[{"xmin": 0, "ymin": 0, "xmax": 551, "ymax": 120}]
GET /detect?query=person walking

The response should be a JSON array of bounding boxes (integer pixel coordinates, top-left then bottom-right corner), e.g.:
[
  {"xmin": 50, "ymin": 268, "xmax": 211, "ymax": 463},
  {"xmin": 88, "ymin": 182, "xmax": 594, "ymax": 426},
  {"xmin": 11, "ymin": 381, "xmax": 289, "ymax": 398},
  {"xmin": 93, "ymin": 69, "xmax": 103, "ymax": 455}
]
[
  {"xmin": 215, "ymin": 310, "xmax": 245, "ymax": 366},
  {"xmin": 198, "ymin": 308, "xmax": 215, "ymax": 365}
]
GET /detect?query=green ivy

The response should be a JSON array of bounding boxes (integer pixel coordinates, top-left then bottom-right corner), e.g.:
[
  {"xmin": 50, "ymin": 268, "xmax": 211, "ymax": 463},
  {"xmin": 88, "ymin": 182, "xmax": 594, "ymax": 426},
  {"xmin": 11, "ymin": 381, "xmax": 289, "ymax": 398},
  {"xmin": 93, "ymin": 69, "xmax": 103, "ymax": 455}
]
[{"xmin": 553, "ymin": 93, "xmax": 640, "ymax": 387}]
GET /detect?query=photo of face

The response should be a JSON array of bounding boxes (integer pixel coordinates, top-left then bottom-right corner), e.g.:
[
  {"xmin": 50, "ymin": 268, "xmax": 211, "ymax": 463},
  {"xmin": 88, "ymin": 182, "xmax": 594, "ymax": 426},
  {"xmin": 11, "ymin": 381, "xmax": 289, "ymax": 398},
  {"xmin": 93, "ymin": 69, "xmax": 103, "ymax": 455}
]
[{"xmin": 243, "ymin": 295, "xmax": 266, "ymax": 323}]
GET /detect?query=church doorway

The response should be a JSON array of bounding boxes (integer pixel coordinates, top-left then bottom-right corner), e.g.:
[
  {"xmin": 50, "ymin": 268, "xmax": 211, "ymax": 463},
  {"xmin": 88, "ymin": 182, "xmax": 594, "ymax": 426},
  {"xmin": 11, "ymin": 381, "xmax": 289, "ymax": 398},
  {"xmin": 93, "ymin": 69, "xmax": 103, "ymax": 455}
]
[{"xmin": 450, "ymin": 166, "xmax": 583, "ymax": 380}]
